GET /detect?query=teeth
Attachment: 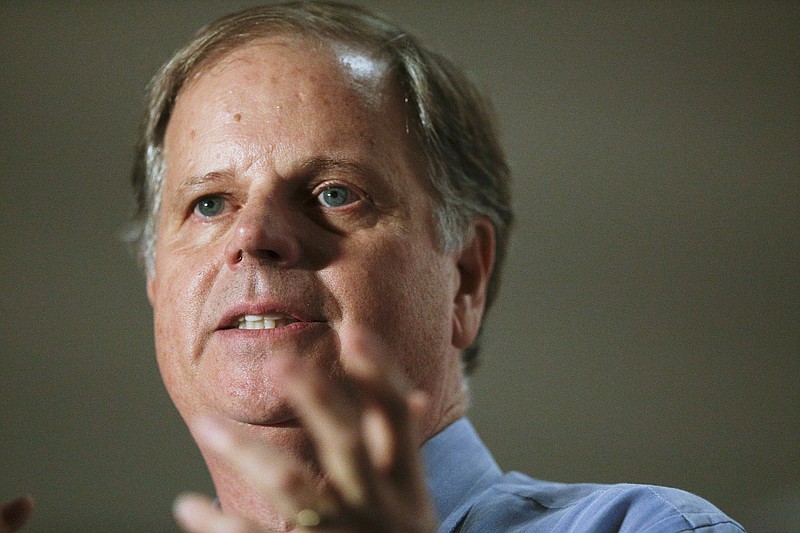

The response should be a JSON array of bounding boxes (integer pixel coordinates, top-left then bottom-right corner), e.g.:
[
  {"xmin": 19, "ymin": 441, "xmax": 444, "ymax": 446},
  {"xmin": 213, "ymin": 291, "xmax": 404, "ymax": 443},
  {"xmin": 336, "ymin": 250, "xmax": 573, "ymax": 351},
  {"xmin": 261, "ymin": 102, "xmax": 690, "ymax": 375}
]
[{"xmin": 237, "ymin": 313, "xmax": 296, "ymax": 330}]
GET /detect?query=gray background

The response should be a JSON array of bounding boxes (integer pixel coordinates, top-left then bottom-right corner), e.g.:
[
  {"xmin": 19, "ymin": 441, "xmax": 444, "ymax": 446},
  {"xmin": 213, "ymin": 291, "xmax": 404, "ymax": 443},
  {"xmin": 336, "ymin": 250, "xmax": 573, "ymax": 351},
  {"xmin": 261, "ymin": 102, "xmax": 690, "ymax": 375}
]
[{"xmin": 1, "ymin": 1, "xmax": 797, "ymax": 531}]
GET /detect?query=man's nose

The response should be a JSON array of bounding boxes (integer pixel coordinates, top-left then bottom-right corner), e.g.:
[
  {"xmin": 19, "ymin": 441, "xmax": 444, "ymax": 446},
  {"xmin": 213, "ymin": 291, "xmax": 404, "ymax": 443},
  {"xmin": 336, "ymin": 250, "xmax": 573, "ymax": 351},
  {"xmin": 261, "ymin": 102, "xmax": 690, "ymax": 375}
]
[{"xmin": 223, "ymin": 199, "xmax": 302, "ymax": 270}]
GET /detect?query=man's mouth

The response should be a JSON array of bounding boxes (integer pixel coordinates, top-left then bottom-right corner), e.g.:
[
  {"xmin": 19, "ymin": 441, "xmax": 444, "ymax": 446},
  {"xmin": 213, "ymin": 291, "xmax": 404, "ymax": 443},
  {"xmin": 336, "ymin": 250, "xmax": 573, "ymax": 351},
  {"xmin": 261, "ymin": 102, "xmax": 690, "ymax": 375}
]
[{"xmin": 237, "ymin": 313, "xmax": 299, "ymax": 330}]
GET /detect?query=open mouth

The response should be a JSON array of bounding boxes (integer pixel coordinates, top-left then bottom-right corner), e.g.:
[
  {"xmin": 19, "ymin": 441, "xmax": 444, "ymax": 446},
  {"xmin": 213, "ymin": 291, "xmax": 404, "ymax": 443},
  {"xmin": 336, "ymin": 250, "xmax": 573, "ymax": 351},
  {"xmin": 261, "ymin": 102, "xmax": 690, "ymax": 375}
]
[{"xmin": 236, "ymin": 313, "xmax": 300, "ymax": 330}]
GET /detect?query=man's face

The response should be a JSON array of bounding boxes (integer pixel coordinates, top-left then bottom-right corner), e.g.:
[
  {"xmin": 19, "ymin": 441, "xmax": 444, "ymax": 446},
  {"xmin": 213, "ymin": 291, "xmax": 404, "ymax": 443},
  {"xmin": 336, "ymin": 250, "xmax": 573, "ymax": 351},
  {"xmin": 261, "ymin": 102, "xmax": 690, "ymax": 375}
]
[{"xmin": 148, "ymin": 38, "xmax": 471, "ymax": 459}]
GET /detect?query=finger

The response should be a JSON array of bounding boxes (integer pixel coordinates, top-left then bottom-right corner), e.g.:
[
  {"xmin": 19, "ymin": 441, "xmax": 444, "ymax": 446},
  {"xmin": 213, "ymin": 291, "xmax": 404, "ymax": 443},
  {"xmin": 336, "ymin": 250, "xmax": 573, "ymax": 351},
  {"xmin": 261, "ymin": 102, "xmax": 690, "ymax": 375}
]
[
  {"xmin": 173, "ymin": 493, "xmax": 259, "ymax": 533},
  {"xmin": 278, "ymin": 356, "xmax": 374, "ymax": 507},
  {"xmin": 0, "ymin": 496, "xmax": 33, "ymax": 533},
  {"xmin": 362, "ymin": 389, "xmax": 429, "ymax": 474},
  {"xmin": 192, "ymin": 417, "xmax": 335, "ymax": 521},
  {"xmin": 361, "ymin": 406, "xmax": 394, "ymax": 473},
  {"xmin": 342, "ymin": 331, "xmax": 427, "ymax": 476},
  {"xmin": 277, "ymin": 329, "xmax": 424, "ymax": 504}
]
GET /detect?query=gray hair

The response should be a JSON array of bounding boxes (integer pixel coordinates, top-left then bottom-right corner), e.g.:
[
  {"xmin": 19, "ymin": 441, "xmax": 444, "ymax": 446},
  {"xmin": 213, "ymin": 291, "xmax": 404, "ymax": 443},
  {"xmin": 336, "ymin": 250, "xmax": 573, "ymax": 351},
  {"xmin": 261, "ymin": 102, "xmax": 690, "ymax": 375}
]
[{"xmin": 130, "ymin": 1, "xmax": 513, "ymax": 372}]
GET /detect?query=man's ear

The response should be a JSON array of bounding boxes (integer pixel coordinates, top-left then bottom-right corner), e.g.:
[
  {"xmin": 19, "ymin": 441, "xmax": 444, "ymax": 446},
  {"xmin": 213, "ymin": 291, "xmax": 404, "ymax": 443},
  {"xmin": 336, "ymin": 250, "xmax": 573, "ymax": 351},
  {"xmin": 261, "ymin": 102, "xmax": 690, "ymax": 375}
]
[{"xmin": 452, "ymin": 217, "xmax": 496, "ymax": 350}]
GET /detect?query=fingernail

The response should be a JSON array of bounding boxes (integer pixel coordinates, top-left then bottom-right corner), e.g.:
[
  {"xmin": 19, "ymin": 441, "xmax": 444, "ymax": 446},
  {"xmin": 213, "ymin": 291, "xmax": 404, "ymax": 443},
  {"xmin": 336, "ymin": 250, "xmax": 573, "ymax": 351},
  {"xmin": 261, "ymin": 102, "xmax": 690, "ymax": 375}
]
[
  {"xmin": 172, "ymin": 493, "xmax": 200, "ymax": 526},
  {"xmin": 172, "ymin": 493, "xmax": 190, "ymax": 520}
]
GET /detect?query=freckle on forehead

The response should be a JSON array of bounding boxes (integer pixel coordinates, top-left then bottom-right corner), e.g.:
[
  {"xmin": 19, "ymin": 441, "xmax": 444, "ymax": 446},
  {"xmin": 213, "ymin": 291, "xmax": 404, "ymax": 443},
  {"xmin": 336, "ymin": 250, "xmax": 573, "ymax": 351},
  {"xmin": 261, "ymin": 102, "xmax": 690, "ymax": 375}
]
[{"xmin": 233, "ymin": 113, "xmax": 241, "ymax": 122}]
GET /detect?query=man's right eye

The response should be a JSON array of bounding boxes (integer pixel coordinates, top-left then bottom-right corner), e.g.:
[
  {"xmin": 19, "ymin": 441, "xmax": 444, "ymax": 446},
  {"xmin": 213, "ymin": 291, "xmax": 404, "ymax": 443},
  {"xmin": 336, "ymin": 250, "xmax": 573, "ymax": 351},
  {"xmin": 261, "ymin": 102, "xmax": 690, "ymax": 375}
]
[{"xmin": 194, "ymin": 195, "xmax": 226, "ymax": 218}]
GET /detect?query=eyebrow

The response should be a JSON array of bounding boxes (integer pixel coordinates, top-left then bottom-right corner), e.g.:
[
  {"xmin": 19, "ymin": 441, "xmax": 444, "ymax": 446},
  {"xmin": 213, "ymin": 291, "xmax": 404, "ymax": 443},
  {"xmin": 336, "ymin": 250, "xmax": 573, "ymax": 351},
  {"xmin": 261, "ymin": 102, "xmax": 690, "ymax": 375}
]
[
  {"xmin": 176, "ymin": 157, "xmax": 375, "ymax": 193},
  {"xmin": 178, "ymin": 171, "xmax": 234, "ymax": 193},
  {"xmin": 298, "ymin": 156, "xmax": 374, "ymax": 179}
]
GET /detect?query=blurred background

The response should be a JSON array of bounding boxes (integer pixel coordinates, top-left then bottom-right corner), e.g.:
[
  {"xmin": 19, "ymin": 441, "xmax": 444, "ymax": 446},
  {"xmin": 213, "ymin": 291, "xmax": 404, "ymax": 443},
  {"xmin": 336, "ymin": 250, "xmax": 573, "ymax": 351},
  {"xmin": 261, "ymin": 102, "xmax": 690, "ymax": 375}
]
[{"xmin": 1, "ymin": 1, "xmax": 797, "ymax": 531}]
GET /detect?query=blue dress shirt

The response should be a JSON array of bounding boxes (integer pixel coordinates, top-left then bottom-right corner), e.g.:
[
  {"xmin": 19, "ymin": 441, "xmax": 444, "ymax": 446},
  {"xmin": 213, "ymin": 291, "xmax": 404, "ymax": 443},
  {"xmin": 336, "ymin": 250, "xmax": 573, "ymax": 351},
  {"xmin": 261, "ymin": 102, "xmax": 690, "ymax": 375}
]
[{"xmin": 422, "ymin": 418, "xmax": 745, "ymax": 532}]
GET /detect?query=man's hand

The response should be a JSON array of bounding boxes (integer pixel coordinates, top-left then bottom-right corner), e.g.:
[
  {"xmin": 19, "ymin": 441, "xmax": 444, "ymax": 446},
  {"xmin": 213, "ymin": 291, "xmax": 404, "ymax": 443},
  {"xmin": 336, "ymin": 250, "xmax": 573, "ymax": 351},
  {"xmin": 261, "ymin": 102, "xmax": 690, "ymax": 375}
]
[
  {"xmin": 0, "ymin": 496, "xmax": 33, "ymax": 533},
  {"xmin": 173, "ymin": 331, "xmax": 439, "ymax": 533}
]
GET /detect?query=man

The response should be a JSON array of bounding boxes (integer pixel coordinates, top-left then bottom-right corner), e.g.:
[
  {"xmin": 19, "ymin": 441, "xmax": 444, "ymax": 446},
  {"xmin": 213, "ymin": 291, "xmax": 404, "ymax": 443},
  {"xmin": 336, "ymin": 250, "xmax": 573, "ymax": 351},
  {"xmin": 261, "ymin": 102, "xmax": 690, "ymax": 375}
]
[{"xmin": 1, "ymin": 2, "xmax": 743, "ymax": 532}]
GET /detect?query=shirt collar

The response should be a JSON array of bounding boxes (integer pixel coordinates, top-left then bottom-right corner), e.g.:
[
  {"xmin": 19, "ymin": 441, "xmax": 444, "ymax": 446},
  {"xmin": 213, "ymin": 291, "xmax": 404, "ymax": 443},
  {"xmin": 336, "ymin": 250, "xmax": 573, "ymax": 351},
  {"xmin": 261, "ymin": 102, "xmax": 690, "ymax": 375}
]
[{"xmin": 422, "ymin": 418, "xmax": 503, "ymax": 531}]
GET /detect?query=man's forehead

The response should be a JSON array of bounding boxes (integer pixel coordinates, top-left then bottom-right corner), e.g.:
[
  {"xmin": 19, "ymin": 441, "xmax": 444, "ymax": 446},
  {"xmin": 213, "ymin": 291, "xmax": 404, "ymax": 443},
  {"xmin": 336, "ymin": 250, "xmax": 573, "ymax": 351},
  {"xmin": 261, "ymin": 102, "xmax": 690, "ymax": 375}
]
[
  {"xmin": 184, "ymin": 36, "xmax": 393, "ymax": 99},
  {"xmin": 168, "ymin": 38, "xmax": 399, "ymax": 143},
  {"xmin": 162, "ymin": 33, "xmax": 418, "ymax": 187}
]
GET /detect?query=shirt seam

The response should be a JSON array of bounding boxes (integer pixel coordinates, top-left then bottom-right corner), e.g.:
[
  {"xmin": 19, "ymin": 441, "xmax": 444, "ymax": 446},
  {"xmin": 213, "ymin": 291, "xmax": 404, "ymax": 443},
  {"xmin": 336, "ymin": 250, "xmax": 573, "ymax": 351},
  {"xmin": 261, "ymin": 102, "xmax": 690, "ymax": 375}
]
[
  {"xmin": 672, "ymin": 521, "xmax": 746, "ymax": 532},
  {"xmin": 485, "ymin": 483, "xmax": 743, "ymax": 532},
  {"xmin": 489, "ymin": 482, "xmax": 620, "ymax": 510},
  {"xmin": 646, "ymin": 486, "xmax": 745, "ymax": 532}
]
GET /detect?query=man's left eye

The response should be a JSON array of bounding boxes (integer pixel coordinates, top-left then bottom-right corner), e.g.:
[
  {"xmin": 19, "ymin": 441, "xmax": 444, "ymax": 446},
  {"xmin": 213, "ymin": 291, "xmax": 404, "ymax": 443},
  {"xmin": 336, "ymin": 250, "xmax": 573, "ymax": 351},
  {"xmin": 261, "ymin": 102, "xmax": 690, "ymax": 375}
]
[
  {"xmin": 194, "ymin": 195, "xmax": 226, "ymax": 217},
  {"xmin": 317, "ymin": 186, "xmax": 356, "ymax": 207}
]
